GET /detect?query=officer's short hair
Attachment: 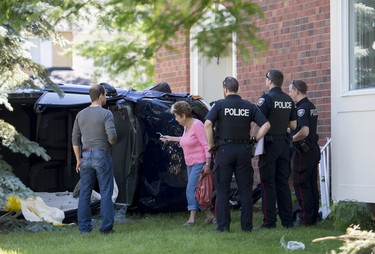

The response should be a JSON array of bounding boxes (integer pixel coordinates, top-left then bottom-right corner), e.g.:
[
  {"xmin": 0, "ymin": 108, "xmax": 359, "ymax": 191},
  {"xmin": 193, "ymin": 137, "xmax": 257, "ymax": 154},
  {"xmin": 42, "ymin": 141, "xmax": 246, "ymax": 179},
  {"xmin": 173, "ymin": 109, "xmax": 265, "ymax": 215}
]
[
  {"xmin": 171, "ymin": 101, "xmax": 192, "ymax": 118},
  {"xmin": 267, "ymin": 69, "xmax": 284, "ymax": 87},
  {"xmin": 89, "ymin": 84, "xmax": 105, "ymax": 102},
  {"xmin": 291, "ymin": 80, "xmax": 307, "ymax": 94},
  {"xmin": 222, "ymin": 76, "xmax": 239, "ymax": 92}
]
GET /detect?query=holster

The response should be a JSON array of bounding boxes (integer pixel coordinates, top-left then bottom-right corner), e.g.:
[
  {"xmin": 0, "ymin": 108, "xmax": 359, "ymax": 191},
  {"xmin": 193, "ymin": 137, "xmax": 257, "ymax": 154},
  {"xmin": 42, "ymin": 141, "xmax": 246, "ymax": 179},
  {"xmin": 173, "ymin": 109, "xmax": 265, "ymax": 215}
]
[{"xmin": 294, "ymin": 140, "xmax": 311, "ymax": 153}]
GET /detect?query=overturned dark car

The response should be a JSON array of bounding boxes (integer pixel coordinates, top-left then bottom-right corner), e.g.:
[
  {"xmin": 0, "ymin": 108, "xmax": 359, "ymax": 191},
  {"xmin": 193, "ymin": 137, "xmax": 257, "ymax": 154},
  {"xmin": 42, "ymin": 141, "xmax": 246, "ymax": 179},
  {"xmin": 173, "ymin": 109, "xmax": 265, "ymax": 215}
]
[{"xmin": 1, "ymin": 82, "xmax": 210, "ymax": 219}]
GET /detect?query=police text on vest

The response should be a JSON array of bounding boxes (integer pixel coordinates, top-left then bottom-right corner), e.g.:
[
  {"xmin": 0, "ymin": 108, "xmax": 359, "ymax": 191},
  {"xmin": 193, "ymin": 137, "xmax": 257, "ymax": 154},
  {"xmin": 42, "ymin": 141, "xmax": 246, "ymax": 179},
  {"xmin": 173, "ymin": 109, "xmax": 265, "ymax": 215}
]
[
  {"xmin": 224, "ymin": 108, "xmax": 250, "ymax": 116},
  {"xmin": 274, "ymin": 101, "xmax": 292, "ymax": 109}
]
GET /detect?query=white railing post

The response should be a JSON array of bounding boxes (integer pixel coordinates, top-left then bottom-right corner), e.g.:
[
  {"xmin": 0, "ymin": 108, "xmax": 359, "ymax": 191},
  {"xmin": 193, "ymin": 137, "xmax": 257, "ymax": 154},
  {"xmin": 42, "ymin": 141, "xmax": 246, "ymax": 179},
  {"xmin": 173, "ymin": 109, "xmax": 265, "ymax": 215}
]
[{"xmin": 319, "ymin": 137, "xmax": 332, "ymax": 219}]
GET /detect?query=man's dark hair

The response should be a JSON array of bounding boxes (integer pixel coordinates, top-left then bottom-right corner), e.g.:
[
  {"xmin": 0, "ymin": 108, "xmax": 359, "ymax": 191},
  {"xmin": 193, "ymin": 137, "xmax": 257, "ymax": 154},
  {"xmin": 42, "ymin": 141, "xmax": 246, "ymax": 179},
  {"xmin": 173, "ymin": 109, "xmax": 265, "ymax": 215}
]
[
  {"xmin": 267, "ymin": 69, "xmax": 284, "ymax": 87},
  {"xmin": 222, "ymin": 76, "xmax": 239, "ymax": 92},
  {"xmin": 291, "ymin": 80, "xmax": 307, "ymax": 94},
  {"xmin": 89, "ymin": 84, "xmax": 105, "ymax": 101}
]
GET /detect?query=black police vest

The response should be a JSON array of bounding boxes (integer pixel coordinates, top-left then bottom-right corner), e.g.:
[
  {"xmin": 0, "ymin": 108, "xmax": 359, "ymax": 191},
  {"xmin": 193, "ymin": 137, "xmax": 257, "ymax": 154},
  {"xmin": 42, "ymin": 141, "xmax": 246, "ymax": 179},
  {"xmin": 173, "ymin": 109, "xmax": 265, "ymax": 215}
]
[
  {"xmin": 216, "ymin": 100, "xmax": 251, "ymax": 140},
  {"xmin": 298, "ymin": 98, "xmax": 319, "ymax": 144},
  {"xmin": 308, "ymin": 108, "xmax": 319, "ymax": 143},
  {"xmin": 267, "ymin": 91, "xmax": 293, "ymax": 135}
]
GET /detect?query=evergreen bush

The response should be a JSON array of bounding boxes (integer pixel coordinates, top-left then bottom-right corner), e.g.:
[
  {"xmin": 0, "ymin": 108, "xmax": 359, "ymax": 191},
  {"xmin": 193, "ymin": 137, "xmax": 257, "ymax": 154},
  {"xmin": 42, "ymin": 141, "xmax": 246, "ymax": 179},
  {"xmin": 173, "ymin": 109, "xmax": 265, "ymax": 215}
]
[{"xmin": 330, "ymin": 200, "xmax": 375, "ymax": 231}]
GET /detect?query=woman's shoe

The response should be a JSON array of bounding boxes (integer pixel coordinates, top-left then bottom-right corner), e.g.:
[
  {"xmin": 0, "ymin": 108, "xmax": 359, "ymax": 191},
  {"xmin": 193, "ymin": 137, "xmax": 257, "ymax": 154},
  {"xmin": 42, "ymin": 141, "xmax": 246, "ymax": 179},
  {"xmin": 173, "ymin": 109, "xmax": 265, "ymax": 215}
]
[
  {"xmin": 184, "ymin": 221, "xmax": 195, "ymax": 226},
  {"xmin": 203, "ymin": 217, "xmax": 216, "ymax": 225}
]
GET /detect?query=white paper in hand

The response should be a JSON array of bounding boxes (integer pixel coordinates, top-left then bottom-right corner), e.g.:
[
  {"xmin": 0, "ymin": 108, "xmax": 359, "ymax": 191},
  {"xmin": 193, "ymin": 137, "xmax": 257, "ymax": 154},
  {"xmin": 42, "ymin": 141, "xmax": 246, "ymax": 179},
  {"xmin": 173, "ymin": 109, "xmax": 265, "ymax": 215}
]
[{"xmin": 254, "ymin": 137, "xmax": 264, "ymax": 156}]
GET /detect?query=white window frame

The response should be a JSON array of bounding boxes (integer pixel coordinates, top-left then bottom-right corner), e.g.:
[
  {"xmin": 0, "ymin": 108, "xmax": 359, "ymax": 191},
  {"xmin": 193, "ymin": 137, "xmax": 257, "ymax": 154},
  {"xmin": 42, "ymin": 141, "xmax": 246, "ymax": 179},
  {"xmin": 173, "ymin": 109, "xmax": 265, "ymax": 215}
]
[{"xmin": 333, "ymin": 0, "xmax": 375, "ymax": 97}]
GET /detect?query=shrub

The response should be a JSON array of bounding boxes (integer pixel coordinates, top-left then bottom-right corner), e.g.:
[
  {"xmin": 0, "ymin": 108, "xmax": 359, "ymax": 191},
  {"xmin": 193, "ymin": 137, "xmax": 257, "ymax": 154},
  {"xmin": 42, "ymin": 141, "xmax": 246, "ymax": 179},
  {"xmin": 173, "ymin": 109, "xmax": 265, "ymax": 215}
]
[{"xmin": 329, "ymin": 200, "xmax": 375, "ymax": 231}]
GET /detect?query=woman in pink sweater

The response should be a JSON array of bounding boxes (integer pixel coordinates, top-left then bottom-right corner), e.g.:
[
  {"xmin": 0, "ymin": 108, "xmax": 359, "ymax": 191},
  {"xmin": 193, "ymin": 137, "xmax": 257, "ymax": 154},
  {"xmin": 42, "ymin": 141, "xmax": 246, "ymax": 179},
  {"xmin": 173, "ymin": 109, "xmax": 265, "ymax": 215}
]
[{"xmin": 160, "ymin": 101, "xmax": 215, "ymax": 225}]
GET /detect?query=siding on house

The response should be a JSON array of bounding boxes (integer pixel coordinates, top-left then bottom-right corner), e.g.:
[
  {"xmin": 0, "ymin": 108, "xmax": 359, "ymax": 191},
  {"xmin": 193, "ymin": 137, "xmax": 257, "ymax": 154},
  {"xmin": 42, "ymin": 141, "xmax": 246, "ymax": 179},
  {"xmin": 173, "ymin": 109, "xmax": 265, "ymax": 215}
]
[{"xmin": 155, "ymin": 0, "xmax": 331, "ymax": 144}]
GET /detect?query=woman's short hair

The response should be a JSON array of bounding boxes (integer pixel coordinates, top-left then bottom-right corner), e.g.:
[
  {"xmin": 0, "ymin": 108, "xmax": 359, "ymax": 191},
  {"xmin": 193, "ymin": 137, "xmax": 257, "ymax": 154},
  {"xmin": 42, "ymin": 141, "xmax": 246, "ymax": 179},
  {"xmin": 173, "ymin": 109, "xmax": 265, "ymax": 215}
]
[{"xmin": 171, "ymin": 101, "xmax": 192, "ymax": 118}]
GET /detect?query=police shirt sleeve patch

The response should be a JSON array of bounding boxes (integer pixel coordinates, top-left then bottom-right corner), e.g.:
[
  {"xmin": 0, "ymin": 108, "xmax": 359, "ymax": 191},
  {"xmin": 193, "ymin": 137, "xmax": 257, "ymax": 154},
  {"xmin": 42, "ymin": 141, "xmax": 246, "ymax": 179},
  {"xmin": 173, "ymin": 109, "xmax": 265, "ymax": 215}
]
[
  {"xmin": 297, "ymin": 109, "xmax": 305, "ymax": 117},
  {"xmin": 257, "ymin": 98, "xmax": 265, "ymax": 107}
]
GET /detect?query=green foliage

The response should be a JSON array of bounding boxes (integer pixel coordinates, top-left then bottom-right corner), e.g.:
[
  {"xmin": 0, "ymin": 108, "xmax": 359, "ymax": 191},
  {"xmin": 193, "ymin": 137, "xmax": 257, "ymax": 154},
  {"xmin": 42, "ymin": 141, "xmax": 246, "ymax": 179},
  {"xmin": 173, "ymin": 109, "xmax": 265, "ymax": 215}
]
[
  {"xmin": 0, "ymin": 1, "xmax": 83, "ymax": 174},
  {"xmin": 76, "ymin": 38, "xmax": 155, "ymax": 89},
  {"xmin": 0, "ymin": 166, "xmax": 35, "ymax": 203},
  {"xmin": 329, "ymin": 200, "xmax": 375, "ymax": 231},
  {"xmin": 3, "ymin": 1, "xmax": 267, "ymax": 91},
  {"xmin": 0, "ymin": 0, "xmax": 268, "ymax": 196},
  {"xmin": 0, "ymin": 120, "xmax": 50, "ymax": 160},
  {"xmin": 0, "ymin": 1, "xmax": 91, "ymax": 95},
  {"xmin": 0, "ymin": 155, "xmax": 35, "ymax": 205},
  {"xmin": 76, "ymin": 0, "xmax": 267, "ymax": 86},
  {"xmin": 0, "ymin": 26, "xmax": 59, "ymax": 98}
]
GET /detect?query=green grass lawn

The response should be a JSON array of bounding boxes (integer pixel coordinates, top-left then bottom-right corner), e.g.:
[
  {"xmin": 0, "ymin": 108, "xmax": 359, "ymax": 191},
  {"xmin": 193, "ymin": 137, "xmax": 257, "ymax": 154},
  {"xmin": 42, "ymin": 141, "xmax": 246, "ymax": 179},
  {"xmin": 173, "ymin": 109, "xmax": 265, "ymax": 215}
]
[{"xmin": 0, "ymin": 209, "xmax": 343, "ymax": 254}]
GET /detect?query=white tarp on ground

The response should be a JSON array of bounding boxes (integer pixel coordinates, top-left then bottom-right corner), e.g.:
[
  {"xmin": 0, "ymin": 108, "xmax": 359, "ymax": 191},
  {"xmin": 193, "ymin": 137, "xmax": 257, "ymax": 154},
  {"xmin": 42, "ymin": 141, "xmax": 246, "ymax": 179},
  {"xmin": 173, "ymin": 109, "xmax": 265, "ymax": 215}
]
[
  {"xmin": 36, "ymin": 192, "xmax": 80, "ymax": 212},
  {"xmin": 20, "ymin": 178, "xmax": 119, "ymax": 224},
  {"xmin": 20, "ymin": 196, "xmax": 65, "ymax": 224},
  {"xmin": 34, "ymin": 177, "xmax": 119, "ymax": 212}
]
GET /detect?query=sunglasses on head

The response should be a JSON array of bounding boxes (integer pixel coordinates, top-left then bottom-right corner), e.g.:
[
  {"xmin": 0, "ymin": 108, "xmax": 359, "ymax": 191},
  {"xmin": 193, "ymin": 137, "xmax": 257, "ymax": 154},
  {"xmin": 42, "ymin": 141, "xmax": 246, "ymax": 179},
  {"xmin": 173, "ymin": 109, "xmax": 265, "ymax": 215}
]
[{"xmin": 290, "ymin": 80, "xmax": 300, "ymax": 91}]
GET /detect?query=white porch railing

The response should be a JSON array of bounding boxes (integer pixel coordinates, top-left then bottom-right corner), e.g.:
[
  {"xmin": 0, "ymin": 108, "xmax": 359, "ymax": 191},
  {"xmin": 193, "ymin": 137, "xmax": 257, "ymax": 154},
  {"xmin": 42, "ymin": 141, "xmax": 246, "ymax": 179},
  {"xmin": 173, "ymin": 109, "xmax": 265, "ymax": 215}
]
[{"xmin": 319, "ymin": 137, "xmax": 332, "ymax": 219}]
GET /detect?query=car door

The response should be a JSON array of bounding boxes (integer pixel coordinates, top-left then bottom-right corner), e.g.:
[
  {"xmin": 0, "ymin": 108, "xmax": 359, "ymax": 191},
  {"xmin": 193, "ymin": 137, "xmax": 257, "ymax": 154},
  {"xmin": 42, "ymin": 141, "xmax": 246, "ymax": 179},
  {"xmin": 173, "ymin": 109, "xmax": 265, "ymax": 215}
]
[{"xmin": 33, "ymin": 91, "xmax": 91, "ymax": 192}]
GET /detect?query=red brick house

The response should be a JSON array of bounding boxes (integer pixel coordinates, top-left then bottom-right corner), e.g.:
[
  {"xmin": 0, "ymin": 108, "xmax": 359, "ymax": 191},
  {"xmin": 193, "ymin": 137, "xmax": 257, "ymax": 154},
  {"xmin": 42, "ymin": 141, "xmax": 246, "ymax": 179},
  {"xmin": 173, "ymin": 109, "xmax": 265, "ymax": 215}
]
[{"xmin": 155, "ymin": 1, "xmax": 375, "ymax": 204}]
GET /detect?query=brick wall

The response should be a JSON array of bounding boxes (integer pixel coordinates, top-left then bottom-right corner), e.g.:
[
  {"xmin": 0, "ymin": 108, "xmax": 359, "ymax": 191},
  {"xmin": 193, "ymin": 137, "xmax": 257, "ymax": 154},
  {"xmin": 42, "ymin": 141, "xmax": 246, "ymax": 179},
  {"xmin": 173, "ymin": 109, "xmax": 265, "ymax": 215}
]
[
  {"xmin": 155, "ymin": 0, "xmax": 331, "ymax": 143},
  {"xmin": 239, "ymin": 0, "xmax": 331, "ymax": 144},
  {"xmin": 155, "ymin": 32, "xmax": 190, "ymax": 93}
]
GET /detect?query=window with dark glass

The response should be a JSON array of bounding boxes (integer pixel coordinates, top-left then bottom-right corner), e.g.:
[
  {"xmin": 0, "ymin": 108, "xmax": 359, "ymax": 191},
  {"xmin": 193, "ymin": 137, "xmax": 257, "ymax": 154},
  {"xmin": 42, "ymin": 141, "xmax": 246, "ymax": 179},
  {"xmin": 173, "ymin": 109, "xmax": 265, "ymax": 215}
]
[{"xmin": 349, "ymin": 0, "xmax": 375, "ymax": 90}]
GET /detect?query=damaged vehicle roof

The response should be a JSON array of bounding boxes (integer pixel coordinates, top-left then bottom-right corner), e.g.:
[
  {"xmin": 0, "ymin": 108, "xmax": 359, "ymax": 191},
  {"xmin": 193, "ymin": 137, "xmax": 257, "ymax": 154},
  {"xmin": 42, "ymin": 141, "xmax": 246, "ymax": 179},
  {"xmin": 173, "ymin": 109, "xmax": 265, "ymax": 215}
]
[{"xmin": 1, "ymin": 82, "xmax": 210, "ymax": 220}]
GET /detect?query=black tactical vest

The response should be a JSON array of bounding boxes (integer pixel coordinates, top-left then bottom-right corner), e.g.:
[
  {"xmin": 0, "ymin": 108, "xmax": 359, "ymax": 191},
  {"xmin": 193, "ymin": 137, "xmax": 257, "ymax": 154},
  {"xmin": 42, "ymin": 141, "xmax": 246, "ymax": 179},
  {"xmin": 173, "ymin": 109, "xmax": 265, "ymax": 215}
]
[
  {"xmin": 266, "ymin": 89, "xmax": 294, "ymax": 135},
  {"xmin": 216, "ymin": 99, "xmax": 252, "ymax": 140},
  {"xmin": 295, "ymin": 97, "xmax": 319, "ymax": 144}
]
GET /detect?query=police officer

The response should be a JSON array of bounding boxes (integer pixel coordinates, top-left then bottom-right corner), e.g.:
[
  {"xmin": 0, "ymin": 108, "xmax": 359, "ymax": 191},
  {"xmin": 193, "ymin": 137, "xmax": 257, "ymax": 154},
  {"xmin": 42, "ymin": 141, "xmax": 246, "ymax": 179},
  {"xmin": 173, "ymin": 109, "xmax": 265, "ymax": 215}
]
[
  {"xmin": 204, "ymin": 76, "xmax": 270, "ymax": 232},
  {"xmin": 288, "ymin": 80, "xmax": 320, "ymax": 226},
  {"xmin": 257, "ymin": 69, "xmax": 296, "ymax": 228}
]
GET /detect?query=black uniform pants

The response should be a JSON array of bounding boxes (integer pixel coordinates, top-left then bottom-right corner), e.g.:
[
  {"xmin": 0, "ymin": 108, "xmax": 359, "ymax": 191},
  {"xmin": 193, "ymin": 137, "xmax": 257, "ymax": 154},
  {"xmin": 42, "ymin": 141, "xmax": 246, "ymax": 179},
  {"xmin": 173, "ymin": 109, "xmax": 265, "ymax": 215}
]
[
  {"xmin": 258, "ymin": 139, "xmax": 294, "ymax": 227},
  {"xmin": 291, "ymin": 145, "xmax": 320, "ymax": 225},
  {"xmin": 213, "ymin": 143, "xmax": 253, "ymax": 231}
]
